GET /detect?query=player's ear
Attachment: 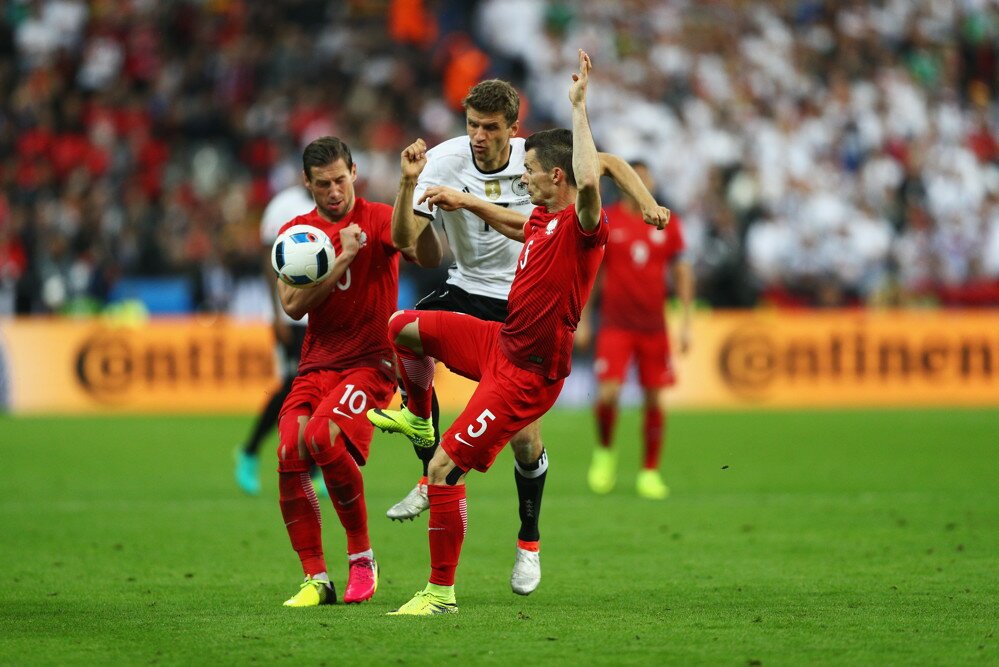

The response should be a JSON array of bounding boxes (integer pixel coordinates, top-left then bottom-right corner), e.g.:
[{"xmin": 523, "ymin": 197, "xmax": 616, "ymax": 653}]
[
  {"xmin": 509, "ymin": 119, "xmax": 520, "ymax": 137},
  {"xmin": 350, "ymin": 162, "xmax": 358, "ymax": 182},
  {"xmin": 302, "ymin": 170, "xmax": 312, "ymax": 190},
  {"xmin": 551, "ymin": 167, "xmax": 563, "ymax": 185}
]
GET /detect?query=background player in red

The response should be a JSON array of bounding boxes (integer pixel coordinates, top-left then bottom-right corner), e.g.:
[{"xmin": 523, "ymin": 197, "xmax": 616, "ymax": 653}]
[
  {"xmin": 275, "ymin": 136, "xmax": 441, "ymax": 607},
  {"xmin": 368, "ymin": 49, "xmax": 647, "ymax": 615},
  {"xmin": 576, "ymin": 162, "xmax": 693, "ymax": 500}
]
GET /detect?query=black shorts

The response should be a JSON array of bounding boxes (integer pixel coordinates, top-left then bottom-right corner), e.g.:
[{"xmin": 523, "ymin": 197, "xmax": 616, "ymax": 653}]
[{"xmin": 414, "ymin": 283, "xmax": 508, "ymax": 324}]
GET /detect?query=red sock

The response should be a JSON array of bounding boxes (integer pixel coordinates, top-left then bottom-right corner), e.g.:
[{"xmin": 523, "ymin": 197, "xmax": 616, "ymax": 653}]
[
  {"xmin": 315, "ymin": 442, "xmax": 369, "ymax": 555},
  {"xmin": 396, "ymin": 348, "xmax": 434, "ymax": 419},
  {"xmin": 517, "ymin": 539, "xmax": 540, "ymax": 552},
  {"xmin": 596, "ymin": 401, "xmax": 617, "ymax": 448},
  {"xmin": 643, "ymin": 406, "xmax": 664, "ymax": 469},
  {"xmin": 427, "ymin": 484, "xmax": 467, "ymax": 586},
  {"xmin": 389, "ymin": 312, "xmax": 434, "ymax": 419},
  {"xmin": 279, "ymin": 470, "xmax": 326, "ymax": 576}
]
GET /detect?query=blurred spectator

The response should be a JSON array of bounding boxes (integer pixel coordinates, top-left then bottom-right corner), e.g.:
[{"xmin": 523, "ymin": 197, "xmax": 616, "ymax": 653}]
[
  {"xmin": 0, "ymin": 196, "xmax": 27, "ymax": 315},
  {"xmin": 3, "ymin": 1, "xmax": 462, "ymax": 315}
]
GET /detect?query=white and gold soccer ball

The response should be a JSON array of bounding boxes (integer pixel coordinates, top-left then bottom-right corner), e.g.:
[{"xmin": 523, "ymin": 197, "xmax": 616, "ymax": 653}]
[{"xmin": 271, "ymin": 224, "xmax": 334, "ymax": 288}]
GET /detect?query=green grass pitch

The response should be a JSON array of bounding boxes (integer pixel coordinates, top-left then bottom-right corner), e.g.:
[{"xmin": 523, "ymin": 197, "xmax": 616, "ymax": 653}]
[{"xmin": 1, "ymin": 408, "xmax": 996, "ymax": 665}]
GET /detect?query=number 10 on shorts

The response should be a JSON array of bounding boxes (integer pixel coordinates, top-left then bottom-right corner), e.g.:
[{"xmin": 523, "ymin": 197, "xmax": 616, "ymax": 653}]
[
  {"xmin": 336, "ymin": 384, "xmax": 367, "ymax": 416},
  {"xmin": 454, "ymin": 409, "xmax": 495, "ymax": 448}
]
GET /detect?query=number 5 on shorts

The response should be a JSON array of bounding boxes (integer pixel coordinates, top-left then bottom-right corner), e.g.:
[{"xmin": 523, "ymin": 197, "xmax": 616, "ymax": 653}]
[{"xmin": 455, "ymin": 409, "xmax": 495, "ymax": 448}]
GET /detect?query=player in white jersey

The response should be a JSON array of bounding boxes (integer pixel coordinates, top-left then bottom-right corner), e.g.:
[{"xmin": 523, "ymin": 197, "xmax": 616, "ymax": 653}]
[
  {"xmin": 234, "ymin": 184, "xmax": 321, "ymax": 496},
  {"xmin": 390, "ymin": 79, "xmax": 669, "ymax": 596},
  {"xmin": 411, "ymin": 134, "xmax": 532, "ymax": 300}
]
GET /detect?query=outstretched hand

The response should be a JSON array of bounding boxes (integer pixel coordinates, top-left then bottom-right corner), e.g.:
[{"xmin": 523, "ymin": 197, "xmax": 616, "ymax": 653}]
[
  {"xmin": 401, "ymin": 139, "xmax": 427, "ymax": 180},
  {"xmin": 418, "ymin": 185, "xmax": 467, "ymax": 212},
  {"xmin": 569, "ymin": 48, "xmax": 592, "ymax": 107}
]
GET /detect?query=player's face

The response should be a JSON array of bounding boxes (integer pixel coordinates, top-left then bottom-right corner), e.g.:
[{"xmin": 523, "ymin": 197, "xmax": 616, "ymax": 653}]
[
  {"xmin": 521, "ymin": 150, "xmax": 554, "ymax": 207},
  {"xmin": 305, "ymin": 159, "xmax": 357, "ymax": 222},
  {"xmin": 466, "ymin": 108, "xmax": 518, "ymax": 171}
]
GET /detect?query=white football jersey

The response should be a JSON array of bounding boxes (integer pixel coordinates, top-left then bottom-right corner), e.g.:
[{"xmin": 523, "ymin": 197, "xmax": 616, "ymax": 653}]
[
  {"xmin": 260, "ymin": 185, "xmax": 315, "ymax": 325},
  {"xmin": 414, "ymin": 136, "xmax": 533, "ymax": 300}
]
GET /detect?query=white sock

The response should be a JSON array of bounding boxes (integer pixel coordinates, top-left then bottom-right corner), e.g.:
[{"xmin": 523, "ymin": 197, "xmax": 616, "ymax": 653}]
[
  {"xmin": 349, "ymin": 549, "xmax": 374, "ymax": 562},
  {"xmin": 514, "ymin": 448, "xmax": 549, "ymax": 479},
  {"xmin": 310, "ymin": 572, "xmax": 330, "ymax": 583}
]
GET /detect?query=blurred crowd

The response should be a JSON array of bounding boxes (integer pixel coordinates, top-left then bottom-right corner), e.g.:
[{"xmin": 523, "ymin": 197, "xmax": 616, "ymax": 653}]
[
  {"xmin": 1, "ymin": 0, "xmax": 998, "ymax": 316},
  {"xmin": 482, "ymin": 0, "xmax": 999, "ymax": 307}
]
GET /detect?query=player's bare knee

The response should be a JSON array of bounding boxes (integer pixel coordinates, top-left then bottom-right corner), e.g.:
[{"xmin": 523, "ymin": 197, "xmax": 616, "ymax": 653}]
[
  {"xmin": 598, "ymin": 382, "xmax": 622, "ymax": 406},
  {"xmin": 510, "ymin": 422, "xmax": 543, "ymax": 463},
  {"xmin": 510, "ymin": 434, "xmax": 543, "ymax": 463}
]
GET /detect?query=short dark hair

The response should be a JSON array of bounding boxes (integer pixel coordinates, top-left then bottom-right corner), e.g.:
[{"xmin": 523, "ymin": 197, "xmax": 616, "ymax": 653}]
[
  {"xmin": 525, "ymin": 128, "xmax": 575, "ymax": 187},
  {"xmin": 463, "ymin": 79, "xmax": 520, "ymax": 126},
  {"xmin": 302, "ymin": 136, "xmax": 353, "ymax": 180}
]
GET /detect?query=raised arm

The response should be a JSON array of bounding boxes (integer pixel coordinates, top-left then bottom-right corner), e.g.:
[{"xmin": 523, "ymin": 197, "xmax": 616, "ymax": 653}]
[
  {"xmin": 392, "ymin": 139, "xmax": 435, "ymax": 251},
  {"xmin": 404, "ymin": 221, "xmax": 443, "ymax": 267},
  {"xmin": 419, "ymin": 185, "xmax": 528, "ymax": 242},
  {"xmin": 569, "ymin": 49, "xmax": 601, "ymax": 231},
  {"xmin": 598, "ymin": 153, "xmax": 670, "ymax": 230}
]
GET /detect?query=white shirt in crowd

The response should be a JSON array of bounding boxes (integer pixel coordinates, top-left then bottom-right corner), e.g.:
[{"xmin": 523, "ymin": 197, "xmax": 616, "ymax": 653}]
[{"xmin": 260, "ymin": 185, "xmax": 316, "ymax": 325}]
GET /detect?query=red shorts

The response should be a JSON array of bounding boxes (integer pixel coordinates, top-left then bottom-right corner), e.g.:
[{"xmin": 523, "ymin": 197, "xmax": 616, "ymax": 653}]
[
  {"xmin": 415, "ymin": 311, "xmax": 564, "ymax": 473},
  {"xmin": 281, "ymin": 366, "xmax": 396, "ymax": 464},
  {"xmin": 594, "ymin": 327, "xmax": 676, "ymax": 389}
]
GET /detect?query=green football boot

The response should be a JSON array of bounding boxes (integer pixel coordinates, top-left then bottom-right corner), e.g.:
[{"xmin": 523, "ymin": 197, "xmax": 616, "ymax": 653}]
[{"xmin": 367, "ymin": 407, "xmax": 436, "ymax": 449}]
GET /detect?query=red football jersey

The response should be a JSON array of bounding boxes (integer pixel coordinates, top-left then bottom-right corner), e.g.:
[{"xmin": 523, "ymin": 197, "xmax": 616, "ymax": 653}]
[
  {"xmin": 278, "ymin": 198, "xmax": 401, "ymax": 376},
  {"xmin": 500, "ymin": 204, "xmax": 609, "ymax": 380},
  {"xmin": 599, "ymin": 203, "xmax": 685, "ymax": 332}
]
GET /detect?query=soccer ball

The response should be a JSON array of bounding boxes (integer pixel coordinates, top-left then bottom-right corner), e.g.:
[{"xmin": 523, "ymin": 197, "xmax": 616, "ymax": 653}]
[{"xmin": 271, "ymin": 224, "xmax": 334, "ymax": 287}]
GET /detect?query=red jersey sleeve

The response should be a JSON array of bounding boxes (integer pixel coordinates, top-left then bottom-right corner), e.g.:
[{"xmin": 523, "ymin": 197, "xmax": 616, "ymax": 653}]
[{"xmin": 578, "ymin": 209, "xmax": 610, "ymax": 248}]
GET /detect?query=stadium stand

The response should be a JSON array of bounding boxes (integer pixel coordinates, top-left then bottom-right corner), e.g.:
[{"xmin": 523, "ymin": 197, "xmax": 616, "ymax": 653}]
[{"xmin": 2, "ymin": 0, "xmax": 997, "ymax": 315}]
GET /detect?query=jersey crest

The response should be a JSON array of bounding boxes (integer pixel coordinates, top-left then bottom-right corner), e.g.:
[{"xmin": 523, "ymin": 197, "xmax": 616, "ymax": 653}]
[{"xmin": 484, "ymin": 180, "xmax": 501, "ymax": 200}]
